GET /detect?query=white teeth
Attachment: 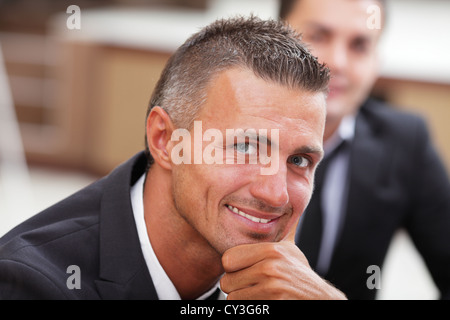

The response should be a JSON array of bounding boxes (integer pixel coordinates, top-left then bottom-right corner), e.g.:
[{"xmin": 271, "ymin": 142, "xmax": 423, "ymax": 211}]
[{"xmin": 226, "ymin": 205, "xmax": 272, "ymax": 224}]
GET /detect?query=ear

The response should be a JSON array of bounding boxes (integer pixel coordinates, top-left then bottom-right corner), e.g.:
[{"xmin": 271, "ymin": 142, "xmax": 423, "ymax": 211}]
[{"xmin": 146, "ymin": 106, "xmax": 174, "ymax": 170}]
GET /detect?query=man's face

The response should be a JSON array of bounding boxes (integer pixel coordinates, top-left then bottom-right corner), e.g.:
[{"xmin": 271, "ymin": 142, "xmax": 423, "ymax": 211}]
[
  {"xmin": 169, "ymin": 67, "xmax": 326, "ymax": 255},
  {"xmin": 286, "ymin": 0, "xmax": 382, "ymax": 127}
]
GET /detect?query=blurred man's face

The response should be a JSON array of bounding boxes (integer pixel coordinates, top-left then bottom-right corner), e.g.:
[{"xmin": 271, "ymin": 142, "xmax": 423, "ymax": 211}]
[{"xmin": 286, "ymin": 0, "xmax": 382, "ymax": 139}]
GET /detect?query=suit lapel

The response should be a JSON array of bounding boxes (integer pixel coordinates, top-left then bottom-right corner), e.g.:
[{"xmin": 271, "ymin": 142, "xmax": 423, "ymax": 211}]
[{"xmin": 95, "ymin": 152, "xmax": 158, "ymax": 299}]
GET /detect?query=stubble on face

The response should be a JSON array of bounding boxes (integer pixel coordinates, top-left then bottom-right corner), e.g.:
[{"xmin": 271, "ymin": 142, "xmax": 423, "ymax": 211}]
[{"xmin": 167, "ymin": 67, "xmax": 325, "ymax": 256}]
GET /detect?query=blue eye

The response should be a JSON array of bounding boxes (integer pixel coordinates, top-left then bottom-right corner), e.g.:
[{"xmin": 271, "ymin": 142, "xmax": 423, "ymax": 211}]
[
  {"xmin": 289, "ymin": 155, "xmax": 310, "ymax": 168},
  {"xmin": 235, "ymin": 142, "xmax": 257, "ymax": 155}
]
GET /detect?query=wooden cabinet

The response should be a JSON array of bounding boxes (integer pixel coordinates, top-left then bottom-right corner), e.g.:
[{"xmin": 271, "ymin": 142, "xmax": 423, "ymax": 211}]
[{"xmin": 50, "ymin": 42, "xmax": 171, "ymax": 174}]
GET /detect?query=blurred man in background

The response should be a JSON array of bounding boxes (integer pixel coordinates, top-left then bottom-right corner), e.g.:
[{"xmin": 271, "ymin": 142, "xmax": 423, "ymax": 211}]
[{"xmin": 280, "ymin": 0, "xmax": 450, "ymax": 299}]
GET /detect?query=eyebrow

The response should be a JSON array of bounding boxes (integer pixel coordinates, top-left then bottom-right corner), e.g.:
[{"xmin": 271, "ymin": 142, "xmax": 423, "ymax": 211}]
[
  {"xmin": 293, "ymin": 145, "xmax": 324, "ymax": 159},
  {"xmin": 226, "ymin": 130, "xmax": 272, "ymax": 144},
  {"xmin": 305, "ymin": 21, "xmax": 376, "ymax": 43},
  {"xmin": 304, "ymin": 21, "xmax": 334, "ymax": 35},
  {"xmin": 227, "ymin": 130, "xmax": 323, "ymax": 158}
]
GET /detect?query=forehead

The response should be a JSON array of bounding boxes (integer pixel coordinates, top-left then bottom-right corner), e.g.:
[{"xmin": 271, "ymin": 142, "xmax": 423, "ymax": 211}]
[
  {"xmin": 288, "ymin": 0, "xmax": 382, "ymax": 38},
  {"xmin": 196, "ymin": 67, "xmax": 326, "ymax": 144}
]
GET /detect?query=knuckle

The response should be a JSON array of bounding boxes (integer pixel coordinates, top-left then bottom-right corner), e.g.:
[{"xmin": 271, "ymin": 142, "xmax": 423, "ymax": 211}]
[
  {"xmin": 220, "ymin": 274, "xmax": 231, "ymax": 293},
  {"xmin": 221, "ymin": 251, "xmax": 232, "ymax": 271},
  {"xmin": 259, "ymin": 260, "xmax": 282, "ymax": 279},
  {"xmin": 264, "ymin": 242, "xmax": 286, "ymax": 259},
  {"xmin": 261, "ymin": 279, "xmax": 286, "ymax": 299}
]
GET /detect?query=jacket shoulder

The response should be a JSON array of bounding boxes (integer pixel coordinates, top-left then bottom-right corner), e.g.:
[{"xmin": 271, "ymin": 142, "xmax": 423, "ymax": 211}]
[
  {"xmin": 0, "ymin": 178, "xmax": 103, "ymax": 250},
  {"xmin": 0, "ymin": 151, "xmax": 148, "ymax": 299},
  {"xmin": 0, "ymin": 181, "xmax": 103, "ymax": 299},
  {"xmin": 359, "ymin": 98, "xmax": 429, "ymax": 141}
]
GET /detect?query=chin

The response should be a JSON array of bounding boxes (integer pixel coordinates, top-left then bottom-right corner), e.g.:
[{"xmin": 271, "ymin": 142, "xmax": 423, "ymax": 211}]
[{"xmin": 210, "ymin": 232, "xmax": 275, "ymax": 255}]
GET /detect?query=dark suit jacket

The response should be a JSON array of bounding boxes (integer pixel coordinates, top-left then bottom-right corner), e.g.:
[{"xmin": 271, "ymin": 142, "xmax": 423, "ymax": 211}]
[
  {"xmin": 0, "ymin": 152, "xmax": 159, "ymax": 299},
  {"xmin": 304, "ymin": 98, "xmax": 450, "ymax": 299}
]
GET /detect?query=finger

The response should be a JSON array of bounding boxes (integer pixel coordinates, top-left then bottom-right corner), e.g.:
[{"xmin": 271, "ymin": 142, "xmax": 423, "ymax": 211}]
[
  {"xmin": 222, "ymin": 242, "xmax": 276, "ymax": 273},
  {"xmin": 225, "ymin": 278, "xmax": 295, "ymax": 300},
  {"xmin": 220, "ymin": 263, "xmax": 260, "ymax": 294},
  {"xmin": 225, "ymin": 284, "xmax": 269, "ymax": 300}
]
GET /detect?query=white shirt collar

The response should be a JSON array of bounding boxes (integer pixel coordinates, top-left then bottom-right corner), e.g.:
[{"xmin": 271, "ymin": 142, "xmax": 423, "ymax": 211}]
[
  {"xmin": 323, "ymin": 115, "xmax": 356, "ymax": 156},
  {"xmin": 130, "ymin": 174, "xmax": 222, "ymax": 300}
]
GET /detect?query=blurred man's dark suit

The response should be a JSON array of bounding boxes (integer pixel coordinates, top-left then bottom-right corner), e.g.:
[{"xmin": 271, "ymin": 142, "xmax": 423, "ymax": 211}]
[{"xmin": 296, "ymin": 98, "xmax": 450, "ymax": 299}]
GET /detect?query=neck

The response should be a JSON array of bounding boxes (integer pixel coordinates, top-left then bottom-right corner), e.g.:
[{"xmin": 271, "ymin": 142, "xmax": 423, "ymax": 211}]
[
  {"xmin": 323, "ymin": 117, "xmax": 342, "ymax": 143},
  {"xmin": 143, "ymin": 165, "xmax": 224, "ymax": 299}
]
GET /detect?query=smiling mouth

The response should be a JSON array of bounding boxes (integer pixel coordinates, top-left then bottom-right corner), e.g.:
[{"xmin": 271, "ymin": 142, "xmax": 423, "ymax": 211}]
[{"xmin": 225, "ymin": 204, "xmax": 274, "ymax": 224}]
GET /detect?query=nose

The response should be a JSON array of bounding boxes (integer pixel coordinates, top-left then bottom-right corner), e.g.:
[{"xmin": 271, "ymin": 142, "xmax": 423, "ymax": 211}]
[
  {"xmin": 249, "ymin": 165, "xmax": 289, "ymax": 209},
  {"xmin": 325, "ymin": 41, "xmax": 348, "ymax": 74}
]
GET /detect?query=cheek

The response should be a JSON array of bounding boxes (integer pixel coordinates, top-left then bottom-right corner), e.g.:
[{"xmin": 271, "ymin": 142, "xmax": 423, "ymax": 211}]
[
  {"xmin": 171, "ymin": 164, "xmax": 202, "ymax": 214},
  {"xmin": 172, "ymin": 163, "xmax": 253, "ymax": 216},
  {"xmin": 287, "ymin": 175, "xmax": 314, "ymax": 216}
]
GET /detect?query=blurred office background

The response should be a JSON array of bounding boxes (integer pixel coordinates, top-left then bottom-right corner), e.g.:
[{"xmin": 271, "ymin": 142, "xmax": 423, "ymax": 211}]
[{"xmin": 0, "ymin": 0, "xmax": 449, "ymax": 299}]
